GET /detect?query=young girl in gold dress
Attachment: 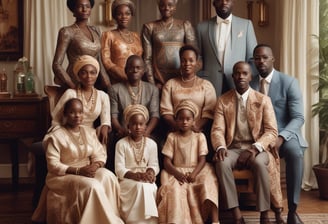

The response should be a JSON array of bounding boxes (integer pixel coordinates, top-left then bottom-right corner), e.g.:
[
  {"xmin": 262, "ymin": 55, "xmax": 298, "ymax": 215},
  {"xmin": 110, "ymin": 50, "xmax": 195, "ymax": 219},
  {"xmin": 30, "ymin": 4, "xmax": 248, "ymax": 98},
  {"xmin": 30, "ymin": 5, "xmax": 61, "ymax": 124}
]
[{"xmin": 157, "ymin": 99, "xmax": 219, "ymax": 224}]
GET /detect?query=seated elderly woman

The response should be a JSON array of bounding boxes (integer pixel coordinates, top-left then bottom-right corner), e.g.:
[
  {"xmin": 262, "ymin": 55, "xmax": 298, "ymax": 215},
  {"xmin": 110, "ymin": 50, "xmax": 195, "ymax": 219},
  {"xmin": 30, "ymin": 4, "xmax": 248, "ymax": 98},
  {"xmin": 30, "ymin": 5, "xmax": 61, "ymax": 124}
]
[{"xmin": 40, "ymin": 98, "xmax": 123, "ymax": 223}]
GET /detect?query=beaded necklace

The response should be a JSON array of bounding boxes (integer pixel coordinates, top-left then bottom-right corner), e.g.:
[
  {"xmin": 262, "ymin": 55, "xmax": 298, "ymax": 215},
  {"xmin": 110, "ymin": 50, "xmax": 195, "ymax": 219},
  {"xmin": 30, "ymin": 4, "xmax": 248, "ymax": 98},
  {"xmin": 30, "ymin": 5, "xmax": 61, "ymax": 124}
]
[
  {"xmin": 127, "ymin": 82, "xmax": 142, "ymax": 104},
  {"xmin": 77, "ymin": 87, "xmax": 96, "ymax": 112},
  {"xmin": 128, "ymin": 136, "xmax": 145, "ymax": 165},
  {"xmin": 118, "ymin": 29, "xmax": 134, "ymax": 44}
]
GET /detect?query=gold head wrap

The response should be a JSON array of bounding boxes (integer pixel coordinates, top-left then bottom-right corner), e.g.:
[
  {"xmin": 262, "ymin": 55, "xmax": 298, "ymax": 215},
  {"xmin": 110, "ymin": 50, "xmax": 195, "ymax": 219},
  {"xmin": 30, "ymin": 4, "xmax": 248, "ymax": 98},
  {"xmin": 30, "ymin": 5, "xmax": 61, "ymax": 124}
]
[
  {"xmin": 174, "ymin": 99, "xmax": 199, "ymax": 118},
  {"xmin": 123, "ymin": 104, "xmax": 149, "ymax": 124},
  {"xmin": 72, "ymin": 55, "xmax": 100, "ymax": 79},
  {"xmin": 112, "ymin": 0, "xmax": 135, "ymax": 18}
]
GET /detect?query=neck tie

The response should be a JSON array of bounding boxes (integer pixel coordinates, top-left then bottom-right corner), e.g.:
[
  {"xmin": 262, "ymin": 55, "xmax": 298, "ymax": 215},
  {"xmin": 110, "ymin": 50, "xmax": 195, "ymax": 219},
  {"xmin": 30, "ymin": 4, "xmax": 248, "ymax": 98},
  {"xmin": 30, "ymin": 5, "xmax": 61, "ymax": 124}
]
[
  {"xmin": 238, "ymin": 96, "xmax": 246, "ymax": 122},
  {"xmin": 260, "ymin": 79, "xmax": 267, "ymax": 95}
]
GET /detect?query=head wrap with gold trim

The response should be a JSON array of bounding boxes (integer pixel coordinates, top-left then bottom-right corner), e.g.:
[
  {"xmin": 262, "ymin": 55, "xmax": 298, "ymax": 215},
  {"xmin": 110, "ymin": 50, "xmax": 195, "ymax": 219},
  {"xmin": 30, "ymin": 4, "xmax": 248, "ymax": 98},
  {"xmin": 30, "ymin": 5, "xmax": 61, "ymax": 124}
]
[
  {"xmin": 174, "ymin": 99, "xmax": 199, "ymax": 118},
  {"xmin": 72, "ymin": 55, "xmax": 100, "ymax": 80},
  {"xmin": 123, "ymin": 104, "xmax": 149, "ymax": 124}
]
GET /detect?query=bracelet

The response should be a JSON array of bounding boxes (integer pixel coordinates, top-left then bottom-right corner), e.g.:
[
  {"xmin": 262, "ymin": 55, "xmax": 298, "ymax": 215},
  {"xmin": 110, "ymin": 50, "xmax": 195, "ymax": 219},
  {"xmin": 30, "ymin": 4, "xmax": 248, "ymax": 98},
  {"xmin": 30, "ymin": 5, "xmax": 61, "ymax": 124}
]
[{"xmin": 75, "ymin": 167, "xmax": 80, "ymax": 175}]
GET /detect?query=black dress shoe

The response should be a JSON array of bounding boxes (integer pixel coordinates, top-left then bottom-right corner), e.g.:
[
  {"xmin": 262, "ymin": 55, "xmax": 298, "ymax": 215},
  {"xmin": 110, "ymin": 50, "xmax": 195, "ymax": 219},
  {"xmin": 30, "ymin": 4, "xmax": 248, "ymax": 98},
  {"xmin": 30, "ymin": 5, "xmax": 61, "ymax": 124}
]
[
  {"xmin": 287, "ymin": 212, "xmax": 304, "ymax": 224},
  {"xmin": 271, "ymin": 207, "xmax": 286, "ymax": 224}
]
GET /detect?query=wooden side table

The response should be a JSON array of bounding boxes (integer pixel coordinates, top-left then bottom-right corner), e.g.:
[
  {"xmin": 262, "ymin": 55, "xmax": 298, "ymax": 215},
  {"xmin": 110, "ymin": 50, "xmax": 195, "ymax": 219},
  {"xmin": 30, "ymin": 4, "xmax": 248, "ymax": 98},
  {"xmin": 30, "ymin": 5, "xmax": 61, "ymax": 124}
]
[{"xmin": 0, "ymin": 97, "xmax": 49, "ymax": 190}]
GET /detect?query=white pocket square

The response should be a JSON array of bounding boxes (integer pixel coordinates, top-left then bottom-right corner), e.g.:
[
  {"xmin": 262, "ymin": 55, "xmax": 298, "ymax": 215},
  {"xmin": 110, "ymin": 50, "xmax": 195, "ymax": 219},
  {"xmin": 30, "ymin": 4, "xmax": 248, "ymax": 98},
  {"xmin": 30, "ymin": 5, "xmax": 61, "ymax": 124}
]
[{"xmin": 238, "ymin": 31, "xmax": 243, "ymax": 38}]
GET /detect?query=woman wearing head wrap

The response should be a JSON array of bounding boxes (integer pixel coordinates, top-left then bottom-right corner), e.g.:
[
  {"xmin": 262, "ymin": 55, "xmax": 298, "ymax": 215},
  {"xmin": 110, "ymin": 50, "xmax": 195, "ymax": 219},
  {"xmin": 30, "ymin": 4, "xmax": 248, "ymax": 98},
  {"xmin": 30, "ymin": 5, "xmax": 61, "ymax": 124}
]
[
  {"xmin": 101, "ymin": 0, "xmax": 143, "ymax": 84},
  {"xmin": 141, "ymin": 0, "xmax": 197, "ymax": 88},
  {"xmin": 53, "ymin": 0, "xmax": 110, "ymax": 91},
  {"xmin": 115, "ymin": 104, "xmax": 159, "ymax": 224},
  {"xmin": 157, "ymin": 99, "xmax": 219, "ymax": 224},
  {"xmin": 52, "ymin": 55, "xmax": 111, "ymax": 145}
]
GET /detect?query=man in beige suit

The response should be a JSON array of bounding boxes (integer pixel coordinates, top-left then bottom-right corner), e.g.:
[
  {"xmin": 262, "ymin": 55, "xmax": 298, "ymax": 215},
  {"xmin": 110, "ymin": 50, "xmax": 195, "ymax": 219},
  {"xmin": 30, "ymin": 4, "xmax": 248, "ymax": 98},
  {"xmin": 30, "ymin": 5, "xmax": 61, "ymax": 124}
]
[{"xmin": 211, "ymin": 61, "xmax": 278, "ymax": 224}]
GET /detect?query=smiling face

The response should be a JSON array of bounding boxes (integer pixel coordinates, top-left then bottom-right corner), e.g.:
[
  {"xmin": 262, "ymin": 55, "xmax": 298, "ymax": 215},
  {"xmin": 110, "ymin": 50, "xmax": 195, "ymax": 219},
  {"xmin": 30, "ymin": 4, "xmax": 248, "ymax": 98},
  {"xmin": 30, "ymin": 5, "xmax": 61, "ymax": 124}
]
[
  {"xmin": 114, "ymin": 4, "xmax": 132, "ymax": 29},
  {"xmin": 128, "ymin": 114, "xmax": 147, "ymax": 140},
  {"xmin": 213, "ymin": 0, "xmax": 234, "ymax": 19},
  {"xmin": 232, "ymin": 62, "xmax": 252, "ymax": 94},
  {"xmin": 78, "ymin": 64, "xmax": 98, "ymax": 88},
  {"xmin": 73, "ymin": 0, "xmax": 92, "ymax": 20},
  {"xmin": 158, "ymin": 0, "xmax": 177, "ymax": 20},
  {"xmin": 180, "ymin": 49, "xmax": 198, "ymax": 76}
]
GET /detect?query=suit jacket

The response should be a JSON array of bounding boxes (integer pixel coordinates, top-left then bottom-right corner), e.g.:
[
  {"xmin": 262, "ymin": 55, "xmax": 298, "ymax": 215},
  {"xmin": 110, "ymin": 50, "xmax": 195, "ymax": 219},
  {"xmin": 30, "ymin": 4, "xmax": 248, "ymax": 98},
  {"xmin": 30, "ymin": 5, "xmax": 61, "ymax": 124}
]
[
  {"xmin": 196, "ymin": 15, "xmax": 257, "ymax": 96},
  {"xmin": 250, "ymin": 70, "xmax": 308, "ymax": 148},
  {"xmin": 211, "ymin": 88, "xmax": 277, "ymax": 151}
]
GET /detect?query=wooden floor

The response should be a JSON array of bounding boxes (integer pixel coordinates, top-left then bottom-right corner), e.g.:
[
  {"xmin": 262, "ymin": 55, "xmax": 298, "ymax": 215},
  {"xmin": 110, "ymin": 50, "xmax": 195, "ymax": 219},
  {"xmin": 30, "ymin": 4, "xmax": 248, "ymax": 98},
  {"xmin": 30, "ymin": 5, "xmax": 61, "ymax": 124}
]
[{"xmin": 0, "ymin": 178, "xmax": 327, "ymax": 224}]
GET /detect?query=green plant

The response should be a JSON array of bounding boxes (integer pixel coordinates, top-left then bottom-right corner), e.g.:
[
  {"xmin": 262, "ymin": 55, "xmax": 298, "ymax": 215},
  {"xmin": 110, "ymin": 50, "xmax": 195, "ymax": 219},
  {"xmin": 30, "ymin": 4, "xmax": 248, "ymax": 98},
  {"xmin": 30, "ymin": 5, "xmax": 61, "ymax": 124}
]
[{"xmin": 312, "ymin": 0, "xmax": 328, "ymax": 168}]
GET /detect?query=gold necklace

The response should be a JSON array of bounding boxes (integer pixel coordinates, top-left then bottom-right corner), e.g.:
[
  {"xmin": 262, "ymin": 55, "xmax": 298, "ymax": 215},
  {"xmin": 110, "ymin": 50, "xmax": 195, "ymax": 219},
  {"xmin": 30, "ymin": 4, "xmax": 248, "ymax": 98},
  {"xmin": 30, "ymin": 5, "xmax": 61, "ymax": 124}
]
[
  {"xmin": 74, "ymin": 23, "xmax": 94, "ymax": 41},
  {"xmin": 128, "ymin": 136, "xmax": 145, "ymax": 165},
  {"xmin": 77, "ymin": 87, "xmax": 96, "ymax": 112},
  {"xmin": 65, "ymin": 127, "xmax": 84, "ymax": 146},
  {"xmin": 127, "ymin": 82, "xmax": 142, "ymax": 104},
  {"xmin": 118, "ymin": 29, "xmax": 134, "ymax": 44}
]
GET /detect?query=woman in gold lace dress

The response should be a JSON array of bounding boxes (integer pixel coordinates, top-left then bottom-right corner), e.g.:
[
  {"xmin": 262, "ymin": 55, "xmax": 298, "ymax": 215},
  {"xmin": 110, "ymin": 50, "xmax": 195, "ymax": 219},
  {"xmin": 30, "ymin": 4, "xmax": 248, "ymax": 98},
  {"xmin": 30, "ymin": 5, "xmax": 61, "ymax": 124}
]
[
  {"xmin": 52, "ymin": 0, "xmax": 110, "ymax": 91},
  {"xmin": 141, "ymin": 0, "xmax": 197, "ymax": 88},
  {"xmin": 101, "ymin": 0, "xmax": 143, "ymax": 84}
]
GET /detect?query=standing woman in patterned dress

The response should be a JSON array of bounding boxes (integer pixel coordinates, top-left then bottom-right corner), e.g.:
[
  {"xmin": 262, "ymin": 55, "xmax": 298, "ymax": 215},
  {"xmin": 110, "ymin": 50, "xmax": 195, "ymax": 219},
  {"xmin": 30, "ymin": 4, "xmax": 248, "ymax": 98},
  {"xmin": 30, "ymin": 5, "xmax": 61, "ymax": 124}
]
[
  {"xmin": 101, "ymin": 0, "xmax": 143, "ymax": 85},
  {"xmin": 141, "ymin": 0, "xmax": 197, "ymax": 89},
  {"xmin": 53, "ymin": 0, "xmax": 110, "ymax": 91}
]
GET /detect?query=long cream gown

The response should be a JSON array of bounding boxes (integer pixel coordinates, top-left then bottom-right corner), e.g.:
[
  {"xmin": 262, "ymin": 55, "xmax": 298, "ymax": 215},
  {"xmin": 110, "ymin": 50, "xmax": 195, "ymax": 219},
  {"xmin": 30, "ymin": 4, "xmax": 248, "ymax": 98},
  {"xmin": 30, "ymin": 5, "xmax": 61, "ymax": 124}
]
[
  {"xmin": 115, "ymin": 136, "xmax": 159, "ymax": 224},
  {"xmin": 44, "ymin": 125, "xmax": 123, "ymax": 224}
]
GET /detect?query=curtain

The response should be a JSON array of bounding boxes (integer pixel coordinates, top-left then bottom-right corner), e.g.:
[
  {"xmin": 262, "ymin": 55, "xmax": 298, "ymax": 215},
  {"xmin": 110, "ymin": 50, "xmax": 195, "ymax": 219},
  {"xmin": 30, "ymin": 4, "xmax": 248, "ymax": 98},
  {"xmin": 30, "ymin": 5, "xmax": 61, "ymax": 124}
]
[
  {"xmin": 279, "ymin": 0, "xmax": 319, "ymax": 190},
  {"xmin": 24, "ymin": 0, "xmax": 69, "ymax": 95}
]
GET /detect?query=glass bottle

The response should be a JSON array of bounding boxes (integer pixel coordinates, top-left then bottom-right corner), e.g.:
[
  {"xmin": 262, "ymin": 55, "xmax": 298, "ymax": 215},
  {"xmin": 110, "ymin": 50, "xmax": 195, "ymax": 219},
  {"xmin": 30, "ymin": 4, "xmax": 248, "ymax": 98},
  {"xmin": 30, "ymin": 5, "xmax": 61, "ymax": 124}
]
[
  {"xmin": 25, "ymin": 66, "xmax": 35, "ymax": 94},
  {"xmin": 0, "ymin": 68, "xmax": 7, "ymax": 92}
]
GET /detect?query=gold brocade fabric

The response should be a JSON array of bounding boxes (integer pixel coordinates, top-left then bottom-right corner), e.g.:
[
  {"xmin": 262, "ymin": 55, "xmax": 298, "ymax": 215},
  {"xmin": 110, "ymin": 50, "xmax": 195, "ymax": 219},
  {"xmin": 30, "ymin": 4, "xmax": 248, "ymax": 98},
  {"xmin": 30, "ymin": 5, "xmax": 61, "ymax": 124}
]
[
  {"xmin": 142, "ymin": 19, "xmax": 197, "ymax": 85},
  {"xmin": 101, "ymin": 30, "xmax": 143, "ymax": 84},
  {"xmin": 158, "ymin": 132, "xmax": 218, "ymax": 224},
  {"xmin": 52, "ymin": 24, "xmax": 108, "ymax": 89}
]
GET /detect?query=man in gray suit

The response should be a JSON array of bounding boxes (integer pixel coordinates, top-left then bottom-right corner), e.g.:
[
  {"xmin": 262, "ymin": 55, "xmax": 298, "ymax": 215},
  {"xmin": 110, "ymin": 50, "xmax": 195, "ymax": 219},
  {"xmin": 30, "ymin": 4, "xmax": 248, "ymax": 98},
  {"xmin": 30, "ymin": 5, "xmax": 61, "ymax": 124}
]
[
  {"xmin": 251, "ymin": 44, "xmax": 308, "ymax": 224},
  {"xmin": 196, "ymin": 0, "xmax": 257, "ymax": 96}
]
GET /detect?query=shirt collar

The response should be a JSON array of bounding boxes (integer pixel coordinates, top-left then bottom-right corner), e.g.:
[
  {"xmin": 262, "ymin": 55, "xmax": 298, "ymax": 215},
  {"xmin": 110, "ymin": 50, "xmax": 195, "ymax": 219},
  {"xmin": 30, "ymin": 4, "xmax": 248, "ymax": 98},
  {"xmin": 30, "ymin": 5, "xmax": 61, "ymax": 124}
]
[
  {"xmin": 235, "ymin": 87, "xmax": 250, "ymax": 103},
  {"xmin": 216, "ymin": 14, "xmax": 232, "ymax": 24},
  {"xmin": 260, "ymin": 69, "xmax": 274, "ymax": 84}
]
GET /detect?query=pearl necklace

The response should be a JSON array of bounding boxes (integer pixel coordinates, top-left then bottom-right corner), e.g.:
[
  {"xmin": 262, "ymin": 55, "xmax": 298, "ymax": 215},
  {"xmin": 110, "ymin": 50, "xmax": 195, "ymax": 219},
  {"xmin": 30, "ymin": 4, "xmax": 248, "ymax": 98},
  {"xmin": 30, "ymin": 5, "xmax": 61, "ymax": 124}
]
[
  {"xmin": 127, "ymin": 82, "xmax": 142, "ymax": 104},
  {"xmin": 181, "ymin": 75, "xmax": 196, "ymax": 83},
  {"xmin": 128, "ymin": 136, "xmax": 145, "ymax": 165}
]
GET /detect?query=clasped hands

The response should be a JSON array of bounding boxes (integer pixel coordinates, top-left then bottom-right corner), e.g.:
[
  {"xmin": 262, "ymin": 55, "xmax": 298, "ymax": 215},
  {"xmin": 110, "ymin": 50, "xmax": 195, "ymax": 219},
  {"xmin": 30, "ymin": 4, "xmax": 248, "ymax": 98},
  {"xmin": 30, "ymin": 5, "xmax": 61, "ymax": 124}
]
[
  {"xmin": 174, "ymin": 171, "xmax": 196, "ymax": 185},
  {"xmin": 79, "ymin": 162, "xmax": 102, "ymax": 178},
  {"xmin": 131, "ymin": 169, "xmax": 156, "ymax": 183}
]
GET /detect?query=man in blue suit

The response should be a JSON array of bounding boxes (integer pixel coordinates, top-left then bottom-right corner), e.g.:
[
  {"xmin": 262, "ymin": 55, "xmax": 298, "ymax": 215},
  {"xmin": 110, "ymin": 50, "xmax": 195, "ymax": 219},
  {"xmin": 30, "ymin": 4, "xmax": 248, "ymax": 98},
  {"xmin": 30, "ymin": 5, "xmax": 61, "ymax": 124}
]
[
  {"xmin": 196, "ymin": 0, "xmax": 257, "ymax": 96},
  {"xmin": 251, "ymin": 44, "xmax": 308, "ymax": 224}
]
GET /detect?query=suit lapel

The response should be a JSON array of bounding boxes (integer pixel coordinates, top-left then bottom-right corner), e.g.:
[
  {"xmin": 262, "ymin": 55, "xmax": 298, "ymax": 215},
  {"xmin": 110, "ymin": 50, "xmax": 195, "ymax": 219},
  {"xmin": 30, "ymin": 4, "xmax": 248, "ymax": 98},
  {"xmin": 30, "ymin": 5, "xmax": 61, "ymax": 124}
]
[
  {"xmin": 246, "ymin": 89, "xmax": 257, "ymax": 137},
  {"xmin": 268, "ymin": 70, "xmax": 280, "ymax": 101},
  {"xmin": 208, "ymin": 17, "xmax": 220, "ymax": 61}
]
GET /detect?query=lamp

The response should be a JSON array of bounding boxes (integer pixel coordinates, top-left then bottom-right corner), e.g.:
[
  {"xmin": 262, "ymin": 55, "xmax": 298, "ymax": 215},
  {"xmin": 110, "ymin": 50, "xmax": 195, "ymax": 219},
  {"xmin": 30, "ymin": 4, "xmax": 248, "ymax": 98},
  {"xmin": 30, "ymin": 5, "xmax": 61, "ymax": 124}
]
[{"xmin": 258, "ymin": 0, "xmax": 269, "ymax": 26}]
